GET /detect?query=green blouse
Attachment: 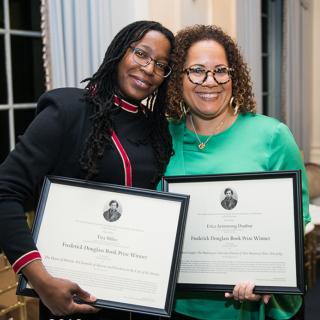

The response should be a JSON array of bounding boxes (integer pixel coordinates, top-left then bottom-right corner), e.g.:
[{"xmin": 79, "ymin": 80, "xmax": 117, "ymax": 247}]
[{"xmin": 165, "ymin": 113, "xmax": 310, "ymax": 320}]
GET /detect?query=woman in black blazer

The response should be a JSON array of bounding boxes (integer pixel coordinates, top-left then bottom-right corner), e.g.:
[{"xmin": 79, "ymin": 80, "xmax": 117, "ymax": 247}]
[{"xmin": 0, "ymin": 20, "xmax": 174, "ymax": 320}]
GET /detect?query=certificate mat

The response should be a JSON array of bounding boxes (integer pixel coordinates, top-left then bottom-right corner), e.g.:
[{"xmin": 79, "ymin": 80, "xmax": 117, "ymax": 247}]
[
  {"xmin": 162, "ymin": 171, "xmax": 305, "ymax": 294},
  {"xmin": 17, "ymin": 176, "xmax": 189, "ymax": 317}
]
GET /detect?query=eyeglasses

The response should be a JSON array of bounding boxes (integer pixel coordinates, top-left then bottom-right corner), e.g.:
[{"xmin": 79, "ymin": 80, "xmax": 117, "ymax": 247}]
[
  {"xmin": 183, "ymin": 66, "xmax": 234, "ymax": 85},
  {"xmin": 130, "ymin": 46, "xmax": 172, "ymax": 78}
]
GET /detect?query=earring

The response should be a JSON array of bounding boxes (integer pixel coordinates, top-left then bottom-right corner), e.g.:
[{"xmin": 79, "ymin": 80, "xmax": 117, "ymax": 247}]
[
  {"xmin": 180, "ymin": 101, "xmax": 189, "ymax": 118},
  {"xmin": 229, "ymin": 96, "xmax": 240, "ymax": 115}
]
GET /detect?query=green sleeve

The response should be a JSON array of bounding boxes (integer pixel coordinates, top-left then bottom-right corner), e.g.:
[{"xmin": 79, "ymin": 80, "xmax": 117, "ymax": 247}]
[
  {"xmin": 266, "ymin": 122, "xmax": 309, "ymax": 319},
  {"xmin": 268, "ymin": 122, "xmax": 310, "ymax": 225}
]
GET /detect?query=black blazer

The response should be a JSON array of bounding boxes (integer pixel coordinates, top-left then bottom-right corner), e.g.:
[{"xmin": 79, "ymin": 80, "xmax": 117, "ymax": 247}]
[{"xmin": 0, "ymin": 88, "xmax": 156, "ymax": 269}]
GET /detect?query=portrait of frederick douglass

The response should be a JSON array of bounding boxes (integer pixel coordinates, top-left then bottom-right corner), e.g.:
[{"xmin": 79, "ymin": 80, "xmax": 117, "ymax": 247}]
[
  {"xmin": 103, "ymin": 200, "xmax": 121, "ymax": 222},
  {"xmin": 221, "ymin": 188, "xmax": 238, "ymax": 210}
]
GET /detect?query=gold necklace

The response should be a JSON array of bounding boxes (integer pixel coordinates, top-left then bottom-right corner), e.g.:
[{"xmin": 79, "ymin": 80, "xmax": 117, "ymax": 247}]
[{"xmin": 189, "ymin": 114, "xmax": 226, "ymax": 150}]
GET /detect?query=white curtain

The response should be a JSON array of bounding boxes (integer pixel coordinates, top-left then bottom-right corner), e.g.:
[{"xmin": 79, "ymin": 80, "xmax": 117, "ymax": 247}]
[
  {"xmin": 282, "ymin": 0, "xmax": 312, "ymax": 159},
  {"xmin": 235, "ymin": 0, "xmax": 262, "ymax": 113},
  {"xmin": 234, "ymin": 0, "xmax": 311, "ymax": 158},
  {"xmin": 46, "ymin": 0, "xmax": 113, "ymax": 89},
  {"xmin": 43, "ymin": 0, "xmax": 148, "ymax": 89}
]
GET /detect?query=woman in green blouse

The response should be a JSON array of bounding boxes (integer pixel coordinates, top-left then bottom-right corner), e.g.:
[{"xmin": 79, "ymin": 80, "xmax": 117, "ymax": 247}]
[{"xmin": 165, "ymin": 24, "xmax": 310, "ymax": 320}]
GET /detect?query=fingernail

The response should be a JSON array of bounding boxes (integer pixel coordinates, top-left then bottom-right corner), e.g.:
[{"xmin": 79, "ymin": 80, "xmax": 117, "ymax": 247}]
[{"xmin": 90, "ymin": 295, "xmax": 97, "ymax": 301}]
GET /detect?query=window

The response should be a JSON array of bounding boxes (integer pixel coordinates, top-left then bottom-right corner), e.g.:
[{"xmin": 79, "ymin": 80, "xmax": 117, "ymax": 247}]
[
  {"xmin": 0, "ymin": 0, "xmax": 45, "ymax": 163},
  {"xmin": 261, "ymin": 0, "xmax": 283, "ymax": 119}
]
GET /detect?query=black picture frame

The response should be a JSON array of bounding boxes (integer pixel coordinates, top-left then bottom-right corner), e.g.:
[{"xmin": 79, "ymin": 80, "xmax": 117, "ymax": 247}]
[
  {"xmin": 162, "ymin": 170, "xmax": 305, "ymax": 294},
  {"xmin": 17, "ymin": 176, "xmax": 189, "ymax": 317}
]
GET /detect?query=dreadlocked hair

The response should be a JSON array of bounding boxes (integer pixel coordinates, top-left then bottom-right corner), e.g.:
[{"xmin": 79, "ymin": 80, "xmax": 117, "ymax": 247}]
[{"xmin": 80, "ymin": 20, "xmax": 174, "ymax": 182}]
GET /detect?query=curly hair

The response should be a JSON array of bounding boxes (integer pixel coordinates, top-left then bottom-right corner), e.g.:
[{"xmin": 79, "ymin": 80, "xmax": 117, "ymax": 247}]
[
  {"xmin": 166, "ymin": 24, "xmax": 256, "ymax": 120},
  {"xmin": 79, "ymin": 21, "xmax": 174, "ymax": 182}
]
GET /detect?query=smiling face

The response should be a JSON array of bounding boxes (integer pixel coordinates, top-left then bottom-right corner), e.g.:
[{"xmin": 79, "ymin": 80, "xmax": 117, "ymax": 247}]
[
  {"xmin": 117, "ymin": 30, "xmax": 171, "ymax": 102},
  {"xmin": 182, "ymin": 40, "xmax": 232, "ymax": 120}
]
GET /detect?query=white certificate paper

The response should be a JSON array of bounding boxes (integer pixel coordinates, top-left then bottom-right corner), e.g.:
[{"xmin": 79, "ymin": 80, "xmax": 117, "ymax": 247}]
[
  {"xmin": 18, "ymin": 176, "xmax": 189, "ymax": 316},
  {"xmin": 163, "ymin": 171, "xmax": 304, "ymax": 294}
]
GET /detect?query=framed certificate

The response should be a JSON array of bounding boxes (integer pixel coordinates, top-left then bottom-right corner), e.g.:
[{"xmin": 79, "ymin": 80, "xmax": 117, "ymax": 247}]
[
  {"xmin": 17, "ymin": 176, "xmax": 189, "ymax": 317},
  {"xmin": 161, "ymin": 171, "xmax": 305, "ymax": 294}
]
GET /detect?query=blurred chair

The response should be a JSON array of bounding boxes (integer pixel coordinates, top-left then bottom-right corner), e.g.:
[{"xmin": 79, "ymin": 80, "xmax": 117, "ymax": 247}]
[
  {"xmin": 305, "ymin": 163, "xmax": 320, "ymax": 287},
  {"xmin": 309, "ymin": 205, "xmax": 320, "ymax": 282},
  {"xmin": 0, "ymin": 253, "xmax": 27, "ymax": 320},
  {"xmin": 304, "ymin": 222, "xmax": 316, "ymax": 288},
  {"xmin": 305, "ymin": 162, "xmax": 320, "ymax": 205},
  {"xmin": 0, "ymin": 209, "xmax": 38, "ymax": 320}
]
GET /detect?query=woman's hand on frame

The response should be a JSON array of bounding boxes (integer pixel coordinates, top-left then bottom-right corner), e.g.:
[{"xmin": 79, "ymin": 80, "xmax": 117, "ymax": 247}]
[
  {"xmin": 23, "ymin": 260, "xmax": 99, "ymax": 316},
  {"xmin": 225, "ymin": 281, "xmax": 271, "ymax": 304}
]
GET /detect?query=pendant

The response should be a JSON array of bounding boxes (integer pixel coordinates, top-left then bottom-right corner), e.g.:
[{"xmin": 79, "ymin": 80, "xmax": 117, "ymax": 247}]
[{"xmin": 198, "ymin": 143, "xmax": 206, "ymax": 149}]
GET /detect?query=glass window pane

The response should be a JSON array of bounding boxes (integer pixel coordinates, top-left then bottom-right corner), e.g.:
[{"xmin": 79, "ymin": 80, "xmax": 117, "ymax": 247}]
[
  {"xmin": 262, "ymin": 95, "xmax": 268, "ymax": 115},
  {"xmin": 0, "ymin": 0, "xmax": 4, "ymax": 28},
  {"xmin": 0, "ymin": 35, "xmax": 7, "ymax": 103},
  {"xmin": 261, "ymin": 0, "xmax": 268, "ymax": 15},
  {"xmin": 9, "ymin": 0, "xmax": 40, "ymax": 31},
  {"xmin": 261, "ymin": 16, "xmax": 268, "ymax": 53},
  {"xmin": 11, "ymin": 35, "xmax": 45, "ymax": 103},
  {"xmin": 0, "ymin": 110, "xmax": 10, "ymax": 163},
  {"xmin": 14, "ymin": 108, "xmax": 36, "ymax": 142},
  {"xmin": 262, "ymin": 56, "xmax": 268, "ymax": 92}
]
